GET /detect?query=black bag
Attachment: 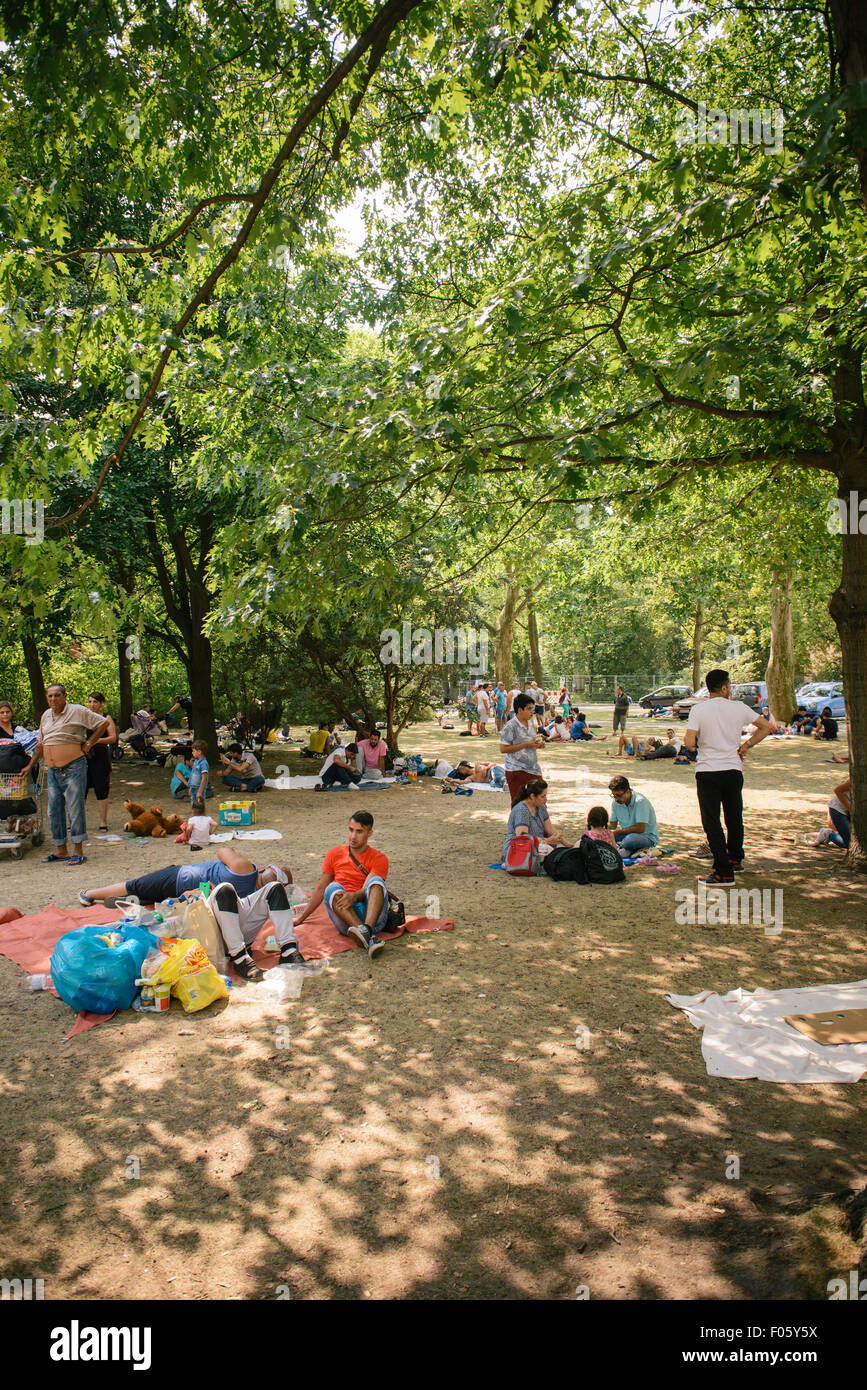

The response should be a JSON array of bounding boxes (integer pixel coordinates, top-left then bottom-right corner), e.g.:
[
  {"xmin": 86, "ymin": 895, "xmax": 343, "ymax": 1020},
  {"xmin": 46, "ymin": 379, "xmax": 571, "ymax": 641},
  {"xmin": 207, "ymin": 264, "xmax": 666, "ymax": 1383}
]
[
  {"xmin": 348, "ymin": 849, "xmax": 406, "ymax": 931},
  {"xmin": 1, "ymin": 798, "xmax": 37, "ymax": 818},
  {"xmin": 541, "ymin": 846, "xmax": 589, "ymax": 883},
  {"xmin": 0, "ymin": 742, "xmax": 29, "ymax": 773},
  {"xmin": 578, "ymin": 833, "xmax": 625, "ymax": 884}
]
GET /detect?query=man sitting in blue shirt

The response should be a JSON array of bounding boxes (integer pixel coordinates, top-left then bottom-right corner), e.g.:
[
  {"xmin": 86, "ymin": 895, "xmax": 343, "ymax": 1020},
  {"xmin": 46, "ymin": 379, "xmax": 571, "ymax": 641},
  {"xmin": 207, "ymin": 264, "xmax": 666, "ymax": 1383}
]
[
  {"xmin": 570, "ymin": 712, "xmax": 591, "ymax": 740},
  {"xmin": 607, "ymin": 775, "xmax": 659, "ymax": 854}
]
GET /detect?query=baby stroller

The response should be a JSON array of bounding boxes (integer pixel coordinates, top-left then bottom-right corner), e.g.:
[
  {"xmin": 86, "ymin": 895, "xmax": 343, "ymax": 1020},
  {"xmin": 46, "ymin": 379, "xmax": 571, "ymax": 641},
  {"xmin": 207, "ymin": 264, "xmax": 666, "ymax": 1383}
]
[
  {"xmin": 127, "ymin": 711, "xmax": 167, "ymax": 765},
  {"xmin": 0, "ymin": 765, "xmax": 45, "ymax": 859}
]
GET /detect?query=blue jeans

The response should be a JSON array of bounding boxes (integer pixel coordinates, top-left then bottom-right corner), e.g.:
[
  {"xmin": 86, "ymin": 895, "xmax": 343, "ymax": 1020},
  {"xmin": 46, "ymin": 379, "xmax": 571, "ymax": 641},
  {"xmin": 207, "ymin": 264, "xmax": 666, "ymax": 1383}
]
[
  {"xmin": 489, "ymin": 765, "xmax": 506, "ymax": 788},
  {"xmin": 829, "ymin": 806, "xmax": 851, "ymax": 849},
  {"xmin": 47, "ymin": 756, "xmax": 88, "ymax": 847},
  {"xmin": 223, "ymin": 775, "xmax": 265, "ymax": 791},
  {"xmin": 324, "ymin": 876, "xmax": 389, "ymax": 935},
  {"xmin": 618, "ymin": 832, "xmax": 655, "ymax": 854}
]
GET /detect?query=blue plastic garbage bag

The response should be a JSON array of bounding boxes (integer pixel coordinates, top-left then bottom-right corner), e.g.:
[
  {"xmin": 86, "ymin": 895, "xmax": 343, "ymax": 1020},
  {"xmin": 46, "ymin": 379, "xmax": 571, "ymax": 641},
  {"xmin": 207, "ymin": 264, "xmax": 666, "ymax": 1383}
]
[{"xmin": 50, "ymin": 922, "xmax": 154, "ymax": 1014}]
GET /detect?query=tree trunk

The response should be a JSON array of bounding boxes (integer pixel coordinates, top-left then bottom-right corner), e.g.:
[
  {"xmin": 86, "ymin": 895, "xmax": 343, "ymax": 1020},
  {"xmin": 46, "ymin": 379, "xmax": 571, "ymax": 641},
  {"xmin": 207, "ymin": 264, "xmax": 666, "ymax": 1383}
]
[
  {"xmin": 692, "ymin": 600, "xmax": 704, "ymax": 691},
  {"xmin": 765, "ymin": 567, "xmax": 796, "ymax": 723},
  {"xmin": 139, "ymin": 628, "xmax": 153, "ymax": 707},
  {"xmin": 20, "ymin": 609, "xmax": 47, "ymax": 719},
  {"xmin": 829, "ymin": 0, "xmax": 867, "ymax": 210},
  {"xmin": 829, "ymin": 470, "xmax": 867, "ymax": 871},
  {"xmin": 117, "ymin": 637, "xmax": 134, "ymax": 730},
  {"xmin": 186, "ymin": 630, "xmax": 219, "ymax": 762},
  {"xmin": 493, "ymin": 576, "xmax": 521, "ymax": 685},
  {"xmin": 526, "ymin": 590, "xmax": 544, "ymax": 685}
]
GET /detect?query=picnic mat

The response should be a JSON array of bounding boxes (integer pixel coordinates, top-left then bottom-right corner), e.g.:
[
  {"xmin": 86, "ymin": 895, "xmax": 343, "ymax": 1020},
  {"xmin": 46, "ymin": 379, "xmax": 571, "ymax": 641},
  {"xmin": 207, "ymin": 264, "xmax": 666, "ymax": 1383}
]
[
  {"xmin": 666, "ymin": 979, "xmax": 867, "ymax": 1082},
  {"xmin": 264, "ymin": 775, "xmax": 395, "ymax": 789},
  {"xmin": 0, "ymin": 900, "xmax": 455, "ymax": 1037}
]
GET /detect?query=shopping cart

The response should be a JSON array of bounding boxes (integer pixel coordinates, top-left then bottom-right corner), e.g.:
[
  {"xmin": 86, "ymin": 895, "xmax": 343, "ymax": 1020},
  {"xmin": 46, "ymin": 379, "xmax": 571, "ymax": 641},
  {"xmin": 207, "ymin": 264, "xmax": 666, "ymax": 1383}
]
[{"xmin": 0, "ymin": 766, "xmax": 45, "ymax": 860}]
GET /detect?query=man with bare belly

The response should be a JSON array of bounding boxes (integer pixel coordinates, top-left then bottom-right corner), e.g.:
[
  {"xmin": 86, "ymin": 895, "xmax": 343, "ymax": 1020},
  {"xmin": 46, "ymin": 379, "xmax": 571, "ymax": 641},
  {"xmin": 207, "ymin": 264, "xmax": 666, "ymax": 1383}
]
[{"xmin": 22, "ymin": 684, "xmax": 109, "ymax": 864}]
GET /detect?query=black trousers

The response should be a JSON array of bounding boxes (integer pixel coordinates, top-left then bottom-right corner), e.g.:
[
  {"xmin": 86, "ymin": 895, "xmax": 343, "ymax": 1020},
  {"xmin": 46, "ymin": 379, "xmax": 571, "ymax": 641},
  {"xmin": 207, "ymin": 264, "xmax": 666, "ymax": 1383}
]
[{"xmin": 695, "ymin": 769, "xmax": 744, "ymax": 873}]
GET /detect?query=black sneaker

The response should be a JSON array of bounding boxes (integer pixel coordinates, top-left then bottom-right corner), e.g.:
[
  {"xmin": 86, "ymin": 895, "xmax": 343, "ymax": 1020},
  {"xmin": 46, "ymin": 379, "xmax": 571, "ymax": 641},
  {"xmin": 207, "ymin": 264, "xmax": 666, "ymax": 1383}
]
[
  {"xmin": 728, "ymin": 859, "xmax": 745, "ymax": 872},
  {"xmin": 279, "ymin": 946, "xmax": 305, "ymax": 966},
  {"xmin": 368, "ymin": 934, "xmax": 385, "ymax": 959},
  {"xmin": 231, "ymin": 952, "xmax": 264, "ymax": 982},
  {"xmin": 698, "ymin": 871, "xmax": 735, "ymax": 885},
  {"xmin": 346, "ymin": 922, "xmax": 371, "ymax": 951}
]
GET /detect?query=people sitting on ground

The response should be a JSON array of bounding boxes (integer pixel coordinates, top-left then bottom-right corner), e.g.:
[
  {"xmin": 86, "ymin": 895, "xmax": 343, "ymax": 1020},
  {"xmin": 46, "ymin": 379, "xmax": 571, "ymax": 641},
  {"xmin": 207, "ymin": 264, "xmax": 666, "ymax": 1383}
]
[
  {"xmin": 616, "ymin": 734, "xmax": 654, "ymax": 757},
  {"xmin": 208, "ymin": 864, "xmax": 303, "ymax": 979},
  {"xmin": 218, "ymin": 742, "xmax": 266, "ymax": 792},
  {"xmin": 812, "ymin": 707, "xmax": 839, "ymax": 741},
  {"xmin": 317, "ymin": 743, "xmax": 362, "ymax": 790},
  {"xmin": 639, "ymin": 728, "xmax": 683, "ymax": 760},
  {"xmin": 673, "ymin": 741, "xmax": 698, "ymax": 763},
  {"xmin": 571, "ymin": 711, "xmax": 605, "ymax": 741},
  {"xmin": 607, "ymin": 775, "xmax": 660, "ymax": 854},
  {"xmin": 80, "ymin": 846, "xmax": 273, "ymax": 919},
  {"xmin": 293, "ymin": 809, "xmax": 391, "ymax": 959},
  {"xmin": 546, "ymin": 714, "xmax": 572, "ymax": 741},
  {"xmin": 356, "ymin": 729, "xmax": 387, "ymax": 780},
  {"xmin": 501, "ymin": 778, "xmax": 570, "ymax": 870},
  {"xmin": 137, "ymin": 707, "xmax": 168, "ymax": 736},
  {"xmin": 301, "ymin": 720, "xmax": 333, "ymax": 758},
  {"xmin": 170, "ymin": 752, "xmax": 194, "ymax": 799},
  {"xmin": 585, "ymin": 805, "xmax": 620, "ymax": 852},
  {"xmin": 821, "ymin": 776, "xmax": 851, "ymax": 848},
  {"xmin": 791, "ymin": 705, "xmax": 811, "ymax": 733},
  {"xmin": 500, "ymin": 693, "xmax": 547, "ymax": 804},
  {"xmin": 178, "ymin": 801, "xmax": 218, "ymax": 850}
]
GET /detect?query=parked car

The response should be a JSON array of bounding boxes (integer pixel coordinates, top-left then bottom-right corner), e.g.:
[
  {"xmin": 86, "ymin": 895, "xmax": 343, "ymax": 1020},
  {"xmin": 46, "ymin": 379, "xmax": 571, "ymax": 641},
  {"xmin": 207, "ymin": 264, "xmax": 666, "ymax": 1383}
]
[
  {"xmin": 732, "ymin": 681, "xmax": 769, "ymax": 715},
  {"xmin": 795, "ymin": 682, "xmax": 845, "ymax": 719},
  {"xmin": 638, "ymin": 684, "xmax": 693, "ymax": 710},
  {"xmin": 674, "ymin": 688, "xmax": 709, "ymax": 719}
]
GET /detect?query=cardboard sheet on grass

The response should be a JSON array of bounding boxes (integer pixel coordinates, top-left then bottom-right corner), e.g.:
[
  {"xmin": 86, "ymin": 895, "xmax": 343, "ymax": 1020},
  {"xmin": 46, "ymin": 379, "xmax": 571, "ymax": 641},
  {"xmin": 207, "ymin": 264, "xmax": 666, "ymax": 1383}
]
[
  {"xmin": 666, "ymin": 979, "xmax": 867, "ymax": 1082},
  {"xmin": 0, "ymin": 901, "xmax": 454, "ymax": 1039}
]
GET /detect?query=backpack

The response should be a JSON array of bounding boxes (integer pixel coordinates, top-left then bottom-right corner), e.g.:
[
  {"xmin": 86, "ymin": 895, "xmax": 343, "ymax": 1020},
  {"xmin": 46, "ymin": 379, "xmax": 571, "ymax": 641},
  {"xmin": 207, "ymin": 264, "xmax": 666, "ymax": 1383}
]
[
  {"xmin": 0, "ymin": 741, "xmax": 29, "ymax": 773},
  {"xmin": 540, "ymin": 846, "xmax": 589, "ymax": 883},
  {"xmin": 504, "ymin": 835, "xmax": 540, "ymax": 876},
  {"xmin": 578, "ymin": 833, "xmax": 625, "ymax": 884}
]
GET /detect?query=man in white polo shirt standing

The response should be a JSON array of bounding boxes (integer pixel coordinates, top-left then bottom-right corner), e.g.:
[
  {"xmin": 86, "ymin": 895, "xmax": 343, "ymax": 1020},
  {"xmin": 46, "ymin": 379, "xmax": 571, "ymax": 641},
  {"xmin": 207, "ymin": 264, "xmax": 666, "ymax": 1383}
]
[{"xmin": 684, "ymin": 668, "xmax": 771, "ymax": 885}]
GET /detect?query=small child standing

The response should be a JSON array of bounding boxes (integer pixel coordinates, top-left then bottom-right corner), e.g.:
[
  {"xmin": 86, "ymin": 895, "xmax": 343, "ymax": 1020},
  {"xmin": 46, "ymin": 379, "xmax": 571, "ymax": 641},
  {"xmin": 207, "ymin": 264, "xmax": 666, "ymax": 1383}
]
[
  {"xmin": 179, "ymin": 800, "xmax": 218, "ymax": 850},
  {"xmin": 585, "ymin": 805, "xmax": 620, "ymax": 852},
  {"xmin": 188, "ymin": 739, "xmax": 210, "ymax": 808}
]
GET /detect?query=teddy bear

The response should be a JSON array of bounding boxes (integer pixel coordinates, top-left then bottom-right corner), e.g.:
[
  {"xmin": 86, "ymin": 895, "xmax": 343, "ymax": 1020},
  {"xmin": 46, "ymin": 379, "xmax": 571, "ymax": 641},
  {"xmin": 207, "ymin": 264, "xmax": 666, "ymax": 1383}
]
[{"xmin": 123, "ymin": 802, "xmax": 184, "ymax": 837}]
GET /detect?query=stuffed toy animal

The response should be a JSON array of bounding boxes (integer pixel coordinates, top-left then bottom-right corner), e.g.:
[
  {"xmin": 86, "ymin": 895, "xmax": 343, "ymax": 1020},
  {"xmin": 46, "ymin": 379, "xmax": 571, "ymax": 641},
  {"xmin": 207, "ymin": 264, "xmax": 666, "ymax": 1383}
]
[
  {"xmin": 159, "ymin": 811, "xmax": 184, "ymax": 834},
  {"xmin": 123, "ymin": 801, "xmax": 168, "ymax": 837}
]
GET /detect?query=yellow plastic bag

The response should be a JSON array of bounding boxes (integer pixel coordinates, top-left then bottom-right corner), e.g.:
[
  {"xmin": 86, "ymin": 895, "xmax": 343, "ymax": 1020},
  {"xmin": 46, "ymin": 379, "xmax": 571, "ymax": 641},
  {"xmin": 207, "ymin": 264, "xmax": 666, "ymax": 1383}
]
[
  {"xmin": 150, "ymin": 937, "xmax": 228, "ymax": 1011},
  {"xmin": 173, "ymin": 965, "xmax": 228, "ymax": 1013}
]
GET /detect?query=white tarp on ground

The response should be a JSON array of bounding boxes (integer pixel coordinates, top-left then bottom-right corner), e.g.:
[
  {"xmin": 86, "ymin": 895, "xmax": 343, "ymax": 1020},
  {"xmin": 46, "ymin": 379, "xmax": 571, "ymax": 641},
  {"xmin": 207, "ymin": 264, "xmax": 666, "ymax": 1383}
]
[
  {"xmin": 666, "ymin": 980, "xmax": 867, "ymax": 1082},
  {"xmin": 264, "ymin": 775, "xmax": 395, "ymax": 789}
]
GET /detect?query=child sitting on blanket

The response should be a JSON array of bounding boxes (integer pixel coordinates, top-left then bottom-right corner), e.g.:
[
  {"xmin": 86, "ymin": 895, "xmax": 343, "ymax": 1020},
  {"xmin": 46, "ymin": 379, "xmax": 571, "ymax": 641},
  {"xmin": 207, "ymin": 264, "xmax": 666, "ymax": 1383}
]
[
  {"xmin": 177, "ymin": 801, "xmax": 218, "ymax": 850},
  {"xmin": 585, "ymin": 805, "xmax": 620, "ymax": 852}
]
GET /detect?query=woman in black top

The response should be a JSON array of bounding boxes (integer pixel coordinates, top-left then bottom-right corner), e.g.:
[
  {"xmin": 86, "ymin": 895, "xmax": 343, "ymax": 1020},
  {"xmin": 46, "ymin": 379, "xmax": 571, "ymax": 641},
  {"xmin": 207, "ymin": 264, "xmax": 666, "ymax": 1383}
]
[
  {"xmin": 84, "ymin": 692, "xmax": 117, "ymax": 831},
  {"xmin": 0, "ymin": 700, "xmax": 15, "ymax": 740}
]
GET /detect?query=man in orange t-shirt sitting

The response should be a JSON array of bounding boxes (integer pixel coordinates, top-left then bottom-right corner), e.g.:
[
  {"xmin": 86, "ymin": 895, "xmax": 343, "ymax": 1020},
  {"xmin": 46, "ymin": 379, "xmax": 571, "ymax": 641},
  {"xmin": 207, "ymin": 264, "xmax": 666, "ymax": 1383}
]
[{"xmin": 293, "ymin": 809, "xmax": 390, "ymax": 959}]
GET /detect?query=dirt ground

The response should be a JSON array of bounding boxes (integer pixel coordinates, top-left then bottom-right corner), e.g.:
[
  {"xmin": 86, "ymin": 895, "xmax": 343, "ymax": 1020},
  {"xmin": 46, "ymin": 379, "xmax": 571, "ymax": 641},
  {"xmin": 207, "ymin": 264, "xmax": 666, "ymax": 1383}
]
[{"xmin": 1, "ymin": 712, "xmax": 864, "ymax": 1301}]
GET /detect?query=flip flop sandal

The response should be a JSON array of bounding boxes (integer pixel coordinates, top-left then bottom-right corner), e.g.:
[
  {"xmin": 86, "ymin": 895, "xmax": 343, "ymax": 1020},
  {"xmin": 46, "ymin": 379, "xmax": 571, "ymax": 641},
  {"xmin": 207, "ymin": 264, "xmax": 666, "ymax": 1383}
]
[
  {"xmin": 99, "ymin": 825, "xmax": 109, "ymax": 832},
  {"xmin": 42, "ymin": 853, "xmax": 70, "ymax": 863},
  {"xmin": 64, "ymin": 855, "xmax": 87, "ymax": 865}
]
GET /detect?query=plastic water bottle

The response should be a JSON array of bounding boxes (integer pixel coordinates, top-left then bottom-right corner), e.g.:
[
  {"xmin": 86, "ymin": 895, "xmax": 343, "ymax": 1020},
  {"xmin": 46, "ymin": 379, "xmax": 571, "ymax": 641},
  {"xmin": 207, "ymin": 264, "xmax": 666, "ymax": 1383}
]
[{"xmin": 28, "ymin": 974, "xmax": 51, "ymax": 991}]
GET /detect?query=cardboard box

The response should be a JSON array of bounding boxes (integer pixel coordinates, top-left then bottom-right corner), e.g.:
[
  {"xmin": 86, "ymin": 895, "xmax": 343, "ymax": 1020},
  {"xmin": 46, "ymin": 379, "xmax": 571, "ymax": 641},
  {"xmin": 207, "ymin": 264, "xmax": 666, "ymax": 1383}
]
[{"xmin": 218, "ymin": 800, "xmax": 257, "ymax": 826}]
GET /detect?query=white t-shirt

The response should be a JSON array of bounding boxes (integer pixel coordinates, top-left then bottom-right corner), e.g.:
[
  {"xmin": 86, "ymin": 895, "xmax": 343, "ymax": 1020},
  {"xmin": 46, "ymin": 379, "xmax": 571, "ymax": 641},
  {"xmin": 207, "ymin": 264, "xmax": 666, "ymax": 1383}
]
[
  {"xmin": 187, "ymin": 815, "xmax": 212, "ymax": 849},
  {"xmin": 476, "ymin": 689, "xmax": 491, "ymax": 718},
  {"xmin": 687, "ymin": 699, "xmax": 756, "ymax": 772},
  {"xmin": 319, "ymin": 749, "xmax": 353, "ymax": 776}
]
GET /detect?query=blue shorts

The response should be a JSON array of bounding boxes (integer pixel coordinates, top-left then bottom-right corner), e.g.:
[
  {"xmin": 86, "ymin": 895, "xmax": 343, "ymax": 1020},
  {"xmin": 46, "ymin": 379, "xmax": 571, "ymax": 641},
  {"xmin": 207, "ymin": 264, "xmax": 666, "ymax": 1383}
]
[{"xmin": 324, "ymin": 875, "xmax": 389, "ymax": 935}]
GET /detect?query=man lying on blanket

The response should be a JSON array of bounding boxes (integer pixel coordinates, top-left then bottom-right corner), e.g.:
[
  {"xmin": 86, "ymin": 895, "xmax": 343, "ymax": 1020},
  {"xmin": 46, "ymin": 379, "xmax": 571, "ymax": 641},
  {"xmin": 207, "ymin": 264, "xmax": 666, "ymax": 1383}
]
[
  {"xmin": 293, "ymin": 809, "xmax": 390, "ymax": 960},
  {"xmin": 78, "ymin": 848, "xmax": 302, "ymax": 978}
]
